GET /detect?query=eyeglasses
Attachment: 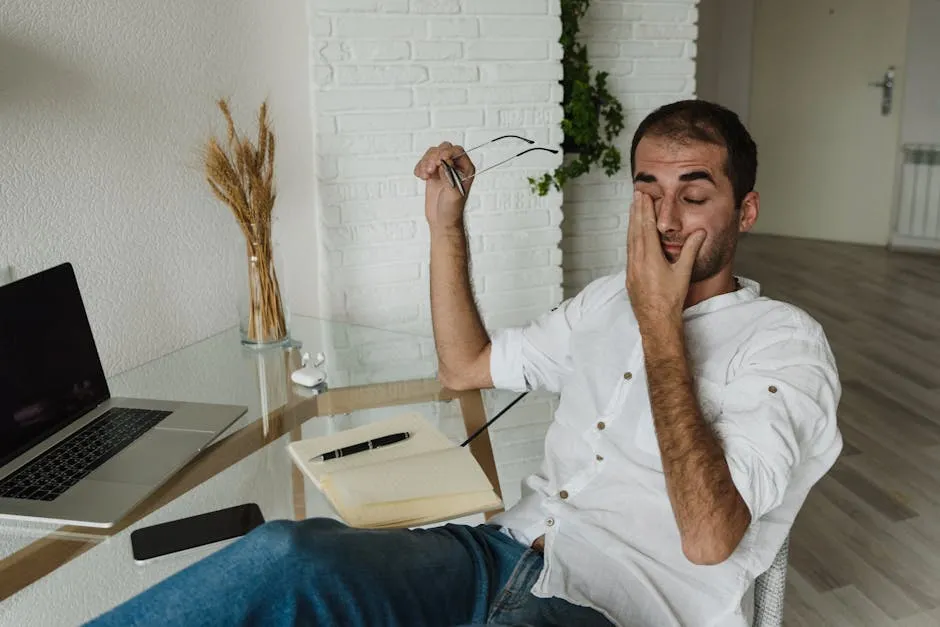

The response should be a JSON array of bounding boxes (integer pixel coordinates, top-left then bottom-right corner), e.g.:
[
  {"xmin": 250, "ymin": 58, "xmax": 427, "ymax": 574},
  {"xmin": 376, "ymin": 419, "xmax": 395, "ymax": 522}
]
[{"xmin": 442, "ymin": 134, "xmax": 559, "ymax": 197}]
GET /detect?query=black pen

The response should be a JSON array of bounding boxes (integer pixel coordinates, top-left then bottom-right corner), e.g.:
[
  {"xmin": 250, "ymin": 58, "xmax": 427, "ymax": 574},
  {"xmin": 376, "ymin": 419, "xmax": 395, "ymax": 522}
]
[{"xmin": 310, "ymin": 432, "xmax": 411, "ymax": 462}]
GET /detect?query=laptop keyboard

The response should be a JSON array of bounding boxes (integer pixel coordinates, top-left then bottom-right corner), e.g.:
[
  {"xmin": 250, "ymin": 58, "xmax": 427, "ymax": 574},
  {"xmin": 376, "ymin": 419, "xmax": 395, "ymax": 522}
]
[{"xmin": 0, "ymin": 407, "xmax": 171, "ymax": 502}]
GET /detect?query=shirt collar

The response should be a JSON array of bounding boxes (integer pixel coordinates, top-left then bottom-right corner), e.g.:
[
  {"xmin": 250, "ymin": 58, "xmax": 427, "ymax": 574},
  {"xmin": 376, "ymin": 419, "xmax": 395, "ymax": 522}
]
[{"xmin": 682, "ymin": 275, "xmax": 761, "ymax": 319}]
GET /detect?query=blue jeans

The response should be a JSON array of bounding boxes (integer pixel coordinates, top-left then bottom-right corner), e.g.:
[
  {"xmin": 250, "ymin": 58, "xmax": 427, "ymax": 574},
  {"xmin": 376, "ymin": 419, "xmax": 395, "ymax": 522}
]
[{"xmin": 85, "ymin": 518, "xmax": 615, "ymax": 627}]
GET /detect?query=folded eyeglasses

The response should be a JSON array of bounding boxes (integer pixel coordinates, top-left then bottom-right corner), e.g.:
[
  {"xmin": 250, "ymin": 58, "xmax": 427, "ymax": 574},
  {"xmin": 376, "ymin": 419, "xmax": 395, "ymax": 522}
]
[{"xmin": 441, "ymin": 134, "xmax": 559, "ymax": 197}]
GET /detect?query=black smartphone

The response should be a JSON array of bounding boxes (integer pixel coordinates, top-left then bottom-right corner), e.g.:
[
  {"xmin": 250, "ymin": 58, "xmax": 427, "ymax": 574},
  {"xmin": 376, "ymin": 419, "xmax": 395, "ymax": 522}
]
[{"xmin": 130, "ymin": 503, "xmax": 265, "ymax": 564}]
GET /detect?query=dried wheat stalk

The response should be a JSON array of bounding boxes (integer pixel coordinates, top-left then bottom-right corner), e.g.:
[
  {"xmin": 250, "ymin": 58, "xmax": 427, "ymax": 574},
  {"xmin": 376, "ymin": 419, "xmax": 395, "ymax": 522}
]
[{"xmin": 204, "ymin": 99, "xmax": 286, "ymax": 343}]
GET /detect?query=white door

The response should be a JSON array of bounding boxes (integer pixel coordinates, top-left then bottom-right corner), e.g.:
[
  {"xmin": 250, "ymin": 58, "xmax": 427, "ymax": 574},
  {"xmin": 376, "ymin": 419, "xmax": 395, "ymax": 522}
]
[{"xmin": 749, "ymin": 0, "xmax": 910, "ymax": 245}]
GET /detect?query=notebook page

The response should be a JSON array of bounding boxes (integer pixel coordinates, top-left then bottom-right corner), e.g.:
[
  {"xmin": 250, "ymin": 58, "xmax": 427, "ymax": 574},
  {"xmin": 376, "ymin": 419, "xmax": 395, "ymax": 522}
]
[
  {"xmin": 342, "ymin": 491, "xmax": 503, "ymax": 529},
  {"xmin": 324, "ymin": 447, "xmax": 494, "ymax": 508},
  {"xmin": 287, "ymin": 412, "xmax": 453, "ymax": 487}
]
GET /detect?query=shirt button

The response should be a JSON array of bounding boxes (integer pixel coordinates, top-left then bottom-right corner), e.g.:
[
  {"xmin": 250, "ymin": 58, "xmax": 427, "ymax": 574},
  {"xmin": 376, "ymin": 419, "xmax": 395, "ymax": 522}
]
[
  {"xmin": 546, "ymin": 518, "xmax": 555, "ymax": 527},
  {"xmin": 559, "ymin": 490, "xmax": 569, "ymax": 499},
  {"xmin": 596, "ymin": 421, "xmax": 606, "ymax": 430},
  {"xmin": 768, "ymin": 385, "xmax": 778, "ymax": 394},
  {"xmin": 623, "ymin": 371, "xmax": 633, "ymax": 380},
  {"xmin": 595, "ymin": 454, "xmax": 604, "ymax": 462}
]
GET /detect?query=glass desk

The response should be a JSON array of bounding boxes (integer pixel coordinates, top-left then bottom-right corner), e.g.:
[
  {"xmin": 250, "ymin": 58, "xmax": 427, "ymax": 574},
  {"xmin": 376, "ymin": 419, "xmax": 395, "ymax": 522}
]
[{"xmin": 0, "ymin": 316, "xmax": 555, "ymax": 627}]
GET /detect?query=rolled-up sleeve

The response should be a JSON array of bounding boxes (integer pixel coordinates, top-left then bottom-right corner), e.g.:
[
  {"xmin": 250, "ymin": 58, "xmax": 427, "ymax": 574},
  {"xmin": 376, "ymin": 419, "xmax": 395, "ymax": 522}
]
[
  {"xmin": 713, "ymin": 331, "xmax": 842, "ymax": 521},
  {"xmin": 489, "ymin": 303, "xmax": 576, "ymax": 394},
  {"xmin": 489, "ymin": 274, "xmax": 622, "ymax": 394}
]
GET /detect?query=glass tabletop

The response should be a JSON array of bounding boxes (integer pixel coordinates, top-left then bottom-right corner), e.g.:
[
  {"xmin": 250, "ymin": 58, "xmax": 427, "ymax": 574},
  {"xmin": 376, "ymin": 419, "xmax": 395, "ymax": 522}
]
[{"xmin": 0, "ymin": 316, "xmax": 555, "ymax": 626}]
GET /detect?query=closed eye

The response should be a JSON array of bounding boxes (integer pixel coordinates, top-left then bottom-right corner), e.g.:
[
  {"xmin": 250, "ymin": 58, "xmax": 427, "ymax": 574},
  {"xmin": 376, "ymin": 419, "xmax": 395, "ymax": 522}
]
[{"xmin": 684, "ymin": 198, "xmax": 707, "ymax": 205}]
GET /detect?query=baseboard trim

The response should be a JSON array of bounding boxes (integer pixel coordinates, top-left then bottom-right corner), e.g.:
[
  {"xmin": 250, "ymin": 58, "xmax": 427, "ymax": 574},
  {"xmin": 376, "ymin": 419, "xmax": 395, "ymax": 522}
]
[{"xmin": 888, "ymin": 234, "xmax": 940, "ymax": 254}]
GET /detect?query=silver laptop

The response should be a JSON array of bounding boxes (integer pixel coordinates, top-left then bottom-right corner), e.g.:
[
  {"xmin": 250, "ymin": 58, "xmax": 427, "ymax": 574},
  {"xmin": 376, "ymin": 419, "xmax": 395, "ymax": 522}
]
[{"xmin": 0, "ymin": 263, "xmax": 247, "ymax": 528}]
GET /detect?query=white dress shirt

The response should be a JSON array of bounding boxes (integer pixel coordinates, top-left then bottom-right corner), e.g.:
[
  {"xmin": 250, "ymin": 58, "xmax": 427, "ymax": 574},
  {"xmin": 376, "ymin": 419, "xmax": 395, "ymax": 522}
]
[{"xmin": 488, "ymin": 272, "xmax": 842, "ymax": 627}]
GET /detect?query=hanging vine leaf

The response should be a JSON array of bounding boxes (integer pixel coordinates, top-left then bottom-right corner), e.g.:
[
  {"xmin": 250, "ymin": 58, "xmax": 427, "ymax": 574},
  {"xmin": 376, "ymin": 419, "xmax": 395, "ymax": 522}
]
[{"xmin": 529, "ymin": 0, "xmax": 626, "ymax": 196}]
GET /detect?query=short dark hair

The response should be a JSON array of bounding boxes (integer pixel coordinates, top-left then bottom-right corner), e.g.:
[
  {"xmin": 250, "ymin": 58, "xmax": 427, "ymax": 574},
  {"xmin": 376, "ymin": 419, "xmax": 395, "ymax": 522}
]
[{"xmin": 630, "ymin": 100, "xmax": 758, "ymax": 210}]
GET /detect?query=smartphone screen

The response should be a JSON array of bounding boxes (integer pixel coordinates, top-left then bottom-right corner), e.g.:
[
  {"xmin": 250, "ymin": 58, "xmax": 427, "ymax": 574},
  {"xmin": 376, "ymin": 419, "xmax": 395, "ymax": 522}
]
[{"xmin": 130, "ymin": 503, "xmax": 265, "ymax": 563}]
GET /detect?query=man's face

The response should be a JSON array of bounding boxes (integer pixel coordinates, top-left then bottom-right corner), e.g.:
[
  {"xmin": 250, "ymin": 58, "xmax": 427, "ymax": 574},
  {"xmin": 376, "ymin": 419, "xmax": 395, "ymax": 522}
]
[{"xmin": 632, "ymin": 136, "xmax": 749, "ymax": 283}]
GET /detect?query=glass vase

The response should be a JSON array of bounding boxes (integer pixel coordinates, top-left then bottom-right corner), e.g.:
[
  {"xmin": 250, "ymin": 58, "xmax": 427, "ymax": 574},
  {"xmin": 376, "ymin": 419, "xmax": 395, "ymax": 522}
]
[{"xmin": 235, "ymin": 224, "xmax": 290, "ymax": 347}]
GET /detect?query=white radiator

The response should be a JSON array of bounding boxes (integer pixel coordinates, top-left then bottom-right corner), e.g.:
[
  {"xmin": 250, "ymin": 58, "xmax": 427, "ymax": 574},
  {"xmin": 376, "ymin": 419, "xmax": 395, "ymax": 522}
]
[{"xmin": 891, "ymin": 144, "xmax": 940, "ymax": 251}]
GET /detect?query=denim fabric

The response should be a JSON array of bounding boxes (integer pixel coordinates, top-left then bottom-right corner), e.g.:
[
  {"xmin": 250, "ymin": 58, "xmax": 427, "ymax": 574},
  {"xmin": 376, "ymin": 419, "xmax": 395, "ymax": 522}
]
[
  {"xmin": 482, "ymin": 543, "xmax": 615, "ymax": 627},
  {"xmin": 84, "ymin": 518, "xmax": 614, "ymax": 627}
]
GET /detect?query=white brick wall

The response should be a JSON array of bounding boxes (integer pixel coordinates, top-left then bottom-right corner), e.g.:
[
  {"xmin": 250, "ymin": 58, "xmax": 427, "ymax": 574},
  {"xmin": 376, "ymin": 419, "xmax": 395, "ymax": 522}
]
[
  {"xmin": 311, "ymin": 0, "xmax": 566, "ymax": 347},
  {"xmin": 306, "ymin": 0, "xmax": 697, "ymax": 506},
  {"xmin": 561, "ymin": 0, "xmax": 698, "ymax": 295}
]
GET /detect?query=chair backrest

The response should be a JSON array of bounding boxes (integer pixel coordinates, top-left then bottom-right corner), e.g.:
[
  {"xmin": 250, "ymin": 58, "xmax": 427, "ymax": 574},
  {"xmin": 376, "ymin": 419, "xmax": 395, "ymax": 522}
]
[{"xmin": 752, "ymin": 537, "xmax": 789, "ymax": 627}]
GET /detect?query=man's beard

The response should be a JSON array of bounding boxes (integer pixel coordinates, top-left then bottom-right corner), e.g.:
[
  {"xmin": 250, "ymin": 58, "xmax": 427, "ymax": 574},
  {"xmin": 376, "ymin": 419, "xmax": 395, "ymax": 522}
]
[{"xmin": 662, "ymin": 221, "xmax": 738, "ymax": 283}]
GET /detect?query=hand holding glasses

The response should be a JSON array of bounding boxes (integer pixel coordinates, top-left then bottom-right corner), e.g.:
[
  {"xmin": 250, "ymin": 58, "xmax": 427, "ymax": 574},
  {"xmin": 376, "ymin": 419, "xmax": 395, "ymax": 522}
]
[{"xmin": 440, "ymin": 134, "xmax": 559, "ymax": 197}]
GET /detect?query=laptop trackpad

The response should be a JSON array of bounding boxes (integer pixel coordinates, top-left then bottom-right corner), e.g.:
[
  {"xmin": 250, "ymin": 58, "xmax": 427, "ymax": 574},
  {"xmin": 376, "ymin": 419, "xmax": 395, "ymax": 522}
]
[{"xmin": 89, "ymin": 429, "xmax": 210, "ymax": 485}]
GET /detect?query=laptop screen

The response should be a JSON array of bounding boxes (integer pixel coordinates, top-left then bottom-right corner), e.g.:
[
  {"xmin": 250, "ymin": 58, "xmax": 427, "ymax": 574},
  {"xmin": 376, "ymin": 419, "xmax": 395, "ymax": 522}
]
[{"xmin": 0, "ymin": 263, "xmax": 110, "ymax": 468}]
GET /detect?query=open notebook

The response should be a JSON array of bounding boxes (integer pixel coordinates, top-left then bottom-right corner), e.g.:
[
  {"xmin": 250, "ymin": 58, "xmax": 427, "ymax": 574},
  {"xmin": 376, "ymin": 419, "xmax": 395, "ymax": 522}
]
[{"xmin": 287, "ymin": 412, "xmax": 502, "ymax": 528}]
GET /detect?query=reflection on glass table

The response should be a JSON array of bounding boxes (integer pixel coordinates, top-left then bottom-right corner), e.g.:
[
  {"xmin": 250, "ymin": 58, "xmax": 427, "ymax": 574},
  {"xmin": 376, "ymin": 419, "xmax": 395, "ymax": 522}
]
[{"xmin": 0, "ymin": 315, "xmax": 557, "ymax": 627}]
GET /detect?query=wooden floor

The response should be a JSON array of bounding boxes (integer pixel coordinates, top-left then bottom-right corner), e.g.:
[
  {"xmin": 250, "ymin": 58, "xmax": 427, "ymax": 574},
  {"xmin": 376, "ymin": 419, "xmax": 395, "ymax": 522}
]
[{"xmin": 735, "ymin": 235, "xmax": 940, "ymax": 627}]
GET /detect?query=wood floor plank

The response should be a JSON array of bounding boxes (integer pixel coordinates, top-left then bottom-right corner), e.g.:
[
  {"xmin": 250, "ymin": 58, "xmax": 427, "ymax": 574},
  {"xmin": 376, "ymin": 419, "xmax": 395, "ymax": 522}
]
[
  {"xmin": 788, "ymin": 526, "xmax": 850, "ymax": 592},
  {"xmin": 815, "ymin": 478, "xmax": 940, "ymax": 578},
  {"xmin": 836, "ymin": 351, "xmax": 940, "ymax": 420},
  {"xmin": 737, "ymin": 235, "xmax": 940, "ymax": 624},
  {"xmin": 896, "ymin": 609, "xmax": 940, "ymax": 627},
  {"xmin": 795, "ymin": 492, "xmax": 927, "ymax": 618},
  {"xmin": 826, "ymin": 462, "xmax": 919, "ymax": 522},
  {"xmin": 902, "ymin": 501, "xmax": 940, "ymax": 549},
  {"xmin": 842, "ymin": 381, "xmax": 940, "ymax": 438},
  {"xmin": 841, "ymin": 439, "xmax": 862, "ymax": 457},
  {"xmin": 812, "ymin": 488, "xmax": 940, "ymax": 610},
  {"xmin": 832, "ymin": 421, "xmax": 940, "ymax": 512},
  {"xmin": 783, "ymin": 568, "xmax": 844, "ymax": 627},
  {"xmin": 831, "ymin": 586, "xmax": 895, "ymax": 627},
  {"xmin": 843, "ymin": 452, "xmax": 940, "ymax": 512}
]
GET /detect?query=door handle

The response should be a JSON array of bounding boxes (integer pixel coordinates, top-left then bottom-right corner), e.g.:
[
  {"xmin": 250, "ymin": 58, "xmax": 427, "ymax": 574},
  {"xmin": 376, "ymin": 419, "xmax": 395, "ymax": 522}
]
[{"xmin": 868, "ymin": 66, "xmax": 895, "ymax": 116}]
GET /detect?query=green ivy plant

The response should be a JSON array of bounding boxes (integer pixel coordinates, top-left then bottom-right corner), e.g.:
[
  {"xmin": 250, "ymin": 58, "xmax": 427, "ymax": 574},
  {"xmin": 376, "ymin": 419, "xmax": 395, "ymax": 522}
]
[{"xmin": 529, "ymin": 0, "xmax": 626, "ymax": 196}]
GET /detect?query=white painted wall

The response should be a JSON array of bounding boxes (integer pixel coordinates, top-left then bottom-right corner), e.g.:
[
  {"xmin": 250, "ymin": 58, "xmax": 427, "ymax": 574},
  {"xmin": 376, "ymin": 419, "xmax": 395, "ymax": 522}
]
[
  {"xmin": 696, "ymin": 0, "xmax": 723, "ymax": 110},
  {"xmin": 900, "ymin": 0, "xmax": 940, "ymax": 145},
  {"xmin": 304, "ymin": 3, "xmax": 570, "ymax": 513},
  {"xmin": 695, "ymin": 0, "xmax": 754, "ymax": 122},
  {"xmin": 305, "ymin": 0, "xmax": 699, "ymax": 531},
  {"xmin": 698, "ymin": 0, "xmax": 940, "ymax": 142},
  {"xmin": 310, "ymin": 0, "xmax": 566, "ymax": 339},
  {"xmin": 0, "ymin": 0, "xmax": 317, "ymax": 377},
  {"xmin": 560, "ymin": 0, "xmax": 699, "ymax": 295},
  {"xmin": 0, "ymin": 0, "xmax": 702, "ymax": 372},
  {"xmin": 0, "ymin": 1, "xmax": 706, "ymax": 623}
]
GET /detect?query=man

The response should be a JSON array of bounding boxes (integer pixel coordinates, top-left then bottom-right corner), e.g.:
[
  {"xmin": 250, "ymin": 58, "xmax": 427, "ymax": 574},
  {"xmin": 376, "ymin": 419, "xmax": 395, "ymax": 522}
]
[{"xmin": 87, "ymin": 100, "xmax": 841, "ymax": 627}]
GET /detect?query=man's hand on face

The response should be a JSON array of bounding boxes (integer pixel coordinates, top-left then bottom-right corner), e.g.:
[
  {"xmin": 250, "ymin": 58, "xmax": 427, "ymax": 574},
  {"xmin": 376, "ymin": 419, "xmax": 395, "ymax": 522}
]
[
  {"xmin": 626, "ymin": 191, "xmax": 706, "ymax": 329},
  {"xmin": 414, "ymin": 142, "xmax": 477, "ymax": 230}
]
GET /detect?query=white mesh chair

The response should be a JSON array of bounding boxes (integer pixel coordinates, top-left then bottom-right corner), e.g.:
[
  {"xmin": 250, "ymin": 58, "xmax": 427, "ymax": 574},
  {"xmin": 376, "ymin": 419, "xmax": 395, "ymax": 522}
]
[{"xmin": 751, "ymin": 537, "xmax": 789, "ymax": 627}]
